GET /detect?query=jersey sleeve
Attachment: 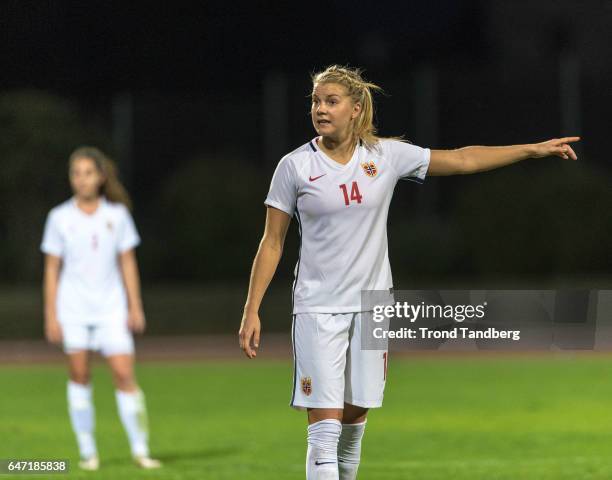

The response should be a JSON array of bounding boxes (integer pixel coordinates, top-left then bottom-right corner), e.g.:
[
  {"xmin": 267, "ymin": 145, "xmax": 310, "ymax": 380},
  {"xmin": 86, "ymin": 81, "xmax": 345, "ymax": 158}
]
[
  {"xmin": 40, "ymin": 210, "xmax": 63, "ymax": 257},
  {"xmin": 264, "ymin": 156, "xmax": 297, "ymax": 216},
  {"xmin": 116, "ymin": 206, "xmax": 141, "ymax": 253},
  {"xmin": 384, "ymin": 139, "xmax": 431, "ymax": 184}
]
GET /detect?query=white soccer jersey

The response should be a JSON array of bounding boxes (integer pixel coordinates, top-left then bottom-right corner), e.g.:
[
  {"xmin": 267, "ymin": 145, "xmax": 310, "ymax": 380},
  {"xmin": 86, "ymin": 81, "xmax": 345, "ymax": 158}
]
[
  {"xmin": 40, "ymin": 195, "xmax": 141, "ymax": 325},
  {"xmin": 264, "ymin": 136, "xmax": 430, "ymax": 314}
]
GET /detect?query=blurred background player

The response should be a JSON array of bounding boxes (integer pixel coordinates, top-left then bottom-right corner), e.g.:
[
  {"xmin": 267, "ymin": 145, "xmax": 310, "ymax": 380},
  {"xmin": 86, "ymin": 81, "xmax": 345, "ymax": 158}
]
[
  {"xmin": 41, "ymin": 147, "xmax": 161, "ymax": 471},
  {"xmin": 239, "ymin": 64, "xmax": 580, "ymax": 480}
]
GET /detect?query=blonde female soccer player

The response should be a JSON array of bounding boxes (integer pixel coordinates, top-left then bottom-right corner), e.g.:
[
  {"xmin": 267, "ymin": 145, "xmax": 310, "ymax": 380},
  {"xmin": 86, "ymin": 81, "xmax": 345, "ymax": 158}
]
[
  {"xmin": 41, "ymin": 147, "xmax": 161, "ymax": 471},
  {"xmin": 239, "ymin": 64, "xmax": 580, "ymax": 479}
]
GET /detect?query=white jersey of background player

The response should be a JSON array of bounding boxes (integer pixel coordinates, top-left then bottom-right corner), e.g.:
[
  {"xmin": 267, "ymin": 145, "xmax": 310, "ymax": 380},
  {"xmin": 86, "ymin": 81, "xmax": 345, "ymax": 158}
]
[
  {"xmin": 41, "ymin": 147, "xmax": 161, "ymax": 471},
  {"xmin": 239, "ymin": 64, "xmax": 579, "ymax": 480}
]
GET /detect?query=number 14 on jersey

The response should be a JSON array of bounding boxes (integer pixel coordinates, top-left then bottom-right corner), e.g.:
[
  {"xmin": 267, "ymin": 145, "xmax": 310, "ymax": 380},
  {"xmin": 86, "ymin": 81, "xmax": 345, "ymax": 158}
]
[{"xmin": 339, "ymin": 182, "xmax": 362, "ymax": 206}]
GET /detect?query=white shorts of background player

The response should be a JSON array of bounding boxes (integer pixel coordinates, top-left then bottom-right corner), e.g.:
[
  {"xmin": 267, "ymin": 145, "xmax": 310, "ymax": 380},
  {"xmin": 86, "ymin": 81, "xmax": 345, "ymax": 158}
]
[{"xmin": 60, "ymin": 318, "xmax": 134, "ymax": 357}]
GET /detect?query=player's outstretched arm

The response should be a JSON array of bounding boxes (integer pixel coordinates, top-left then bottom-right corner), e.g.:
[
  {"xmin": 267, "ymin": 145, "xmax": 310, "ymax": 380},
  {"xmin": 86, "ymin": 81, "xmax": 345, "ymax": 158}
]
[
  {"xmin": 428, "ymin": 136, "xmax": 581, "ymax": 176},
  {"xmin": 43, "ymin": 254, "xmax": 63, "ymax": 344},
  {"xmin": 239, "ymin": 207, "xmax": 291, "ymax": 359}
]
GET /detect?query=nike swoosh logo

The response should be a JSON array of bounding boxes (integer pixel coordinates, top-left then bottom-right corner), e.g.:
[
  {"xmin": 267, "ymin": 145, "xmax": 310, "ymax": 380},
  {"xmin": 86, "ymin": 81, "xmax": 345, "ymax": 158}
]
[
  {"xmin": 314, "ymin": 461, "xmax": 336, "ymax": 465},
  {"xmin": 309, "ymin": 174, "xmax": 326, "ymax": 182}
]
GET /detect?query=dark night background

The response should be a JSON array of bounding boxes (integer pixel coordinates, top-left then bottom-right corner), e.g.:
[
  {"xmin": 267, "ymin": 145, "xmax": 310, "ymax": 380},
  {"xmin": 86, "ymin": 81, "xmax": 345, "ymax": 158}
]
[{"xmin": 1, "ymin": 1, "xmax": 611, "ymax": 336}]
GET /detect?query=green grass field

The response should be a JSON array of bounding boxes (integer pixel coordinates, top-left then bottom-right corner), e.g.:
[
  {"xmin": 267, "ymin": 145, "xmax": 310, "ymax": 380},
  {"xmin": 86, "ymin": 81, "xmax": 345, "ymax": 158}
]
[{"xmin": 3, "ymin": 355, "xmax": 612, "ymax": 479}]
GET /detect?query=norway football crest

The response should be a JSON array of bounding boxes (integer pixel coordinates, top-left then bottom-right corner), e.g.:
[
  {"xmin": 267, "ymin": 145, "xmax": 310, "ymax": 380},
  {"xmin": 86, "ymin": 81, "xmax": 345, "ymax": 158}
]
[
  {"xmin": 361, "ymin": 161, "xmax": 378, "ymax": 177},
  {"xmin": 301, "ymin": 376, "xmax": 312, "ymax": 396}
]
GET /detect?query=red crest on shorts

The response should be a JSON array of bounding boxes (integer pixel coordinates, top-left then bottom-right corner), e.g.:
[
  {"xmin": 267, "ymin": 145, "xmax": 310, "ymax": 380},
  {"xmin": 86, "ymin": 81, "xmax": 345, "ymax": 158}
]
[
  {"xmin": 301, "ymin": 376, "xmax": 312, "ymax": 396},
  {"xmin": 361, "ymin": 161, "xmax": 378, "ymax": 177}
]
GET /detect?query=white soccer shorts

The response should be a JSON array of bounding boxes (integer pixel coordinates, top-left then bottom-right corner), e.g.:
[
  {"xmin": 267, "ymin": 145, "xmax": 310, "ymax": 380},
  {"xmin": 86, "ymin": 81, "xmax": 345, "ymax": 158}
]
[
  {"xmin": 60, "ymin": 320, "xmax": 135, "ymax": 357},
  {"xmin": 290, "ymin": 311, "xmax": 388, "ymax": 410}
]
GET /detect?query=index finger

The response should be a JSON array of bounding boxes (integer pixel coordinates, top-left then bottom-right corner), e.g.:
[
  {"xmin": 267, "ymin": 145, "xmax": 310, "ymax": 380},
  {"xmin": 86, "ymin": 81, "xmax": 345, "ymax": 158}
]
[{"xmin": 560, "ymin": 136, "xmax": 581, "ymax": 143}]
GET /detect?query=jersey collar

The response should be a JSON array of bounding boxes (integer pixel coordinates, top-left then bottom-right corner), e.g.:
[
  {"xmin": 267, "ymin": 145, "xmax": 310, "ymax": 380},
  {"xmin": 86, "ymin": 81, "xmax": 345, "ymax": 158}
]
[
  {"xmin": 71, "ymin": 195, "xmax": 106, "ymax": 217},
  {"xmin": 310, "ymin": 136, "xmax": 362, "ymax": 170}
]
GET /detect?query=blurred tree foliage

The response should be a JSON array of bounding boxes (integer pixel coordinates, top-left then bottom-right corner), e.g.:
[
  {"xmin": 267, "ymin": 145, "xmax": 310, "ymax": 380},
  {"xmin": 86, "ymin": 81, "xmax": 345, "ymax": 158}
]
[
  {"xmin": 449, "ymin": 161, "xmax": 612, "ymax": 276},
  {"xmin": 0, "ymin": 91, "xmax": 109, "ymax": 281},
  {"xmin": 388, "ymin": 159, "xmax": 611, "ymax": 281},
  {"xmin": 147, "ymin": 155, "xmax": 269, "ymax": 281}
]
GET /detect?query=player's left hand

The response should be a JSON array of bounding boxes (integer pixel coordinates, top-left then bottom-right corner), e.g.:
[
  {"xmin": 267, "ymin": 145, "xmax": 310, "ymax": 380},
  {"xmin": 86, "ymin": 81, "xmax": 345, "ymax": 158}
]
[
  {"xmin": 530, "ymin": 136, "xmax": 580, "ymax": 160},
  {"xmin": 239, "ymin": 310, "xmax": 261, "ymax": 359},
  {"xmin": 128, "ymin": 307, "xmax": 146, "ymax": 334}
]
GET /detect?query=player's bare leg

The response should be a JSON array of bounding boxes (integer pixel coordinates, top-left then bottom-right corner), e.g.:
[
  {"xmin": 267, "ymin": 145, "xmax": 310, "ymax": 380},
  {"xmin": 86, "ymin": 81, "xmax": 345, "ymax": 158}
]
[
  {"xmin": 308, "ymin": 408, "xmax": 343, "ymax": 425},
  {"xmin": 106, "ymin": 354, "xmax": 161, "ymax": 469},
  {"xmin": 305, "ymin": 408, "xmax": 343, "ymax": 479},
  {"xmin": 337, "ymin": 403, "xmax": 368, "ymax": 479},
  {"xmin": 68, "ymin": 350, "xmax": 90, "ymax": 385},
  {"xmin": 107, "ymin": 353, "xmax": 137, "ymax": 392},
  {"xmin": 66, "ymin": 350, "xmax": 99, "ymax": 470},
  {"xmin": 341, "ymin": 403, "xmax": 368, "ymax": 424}
]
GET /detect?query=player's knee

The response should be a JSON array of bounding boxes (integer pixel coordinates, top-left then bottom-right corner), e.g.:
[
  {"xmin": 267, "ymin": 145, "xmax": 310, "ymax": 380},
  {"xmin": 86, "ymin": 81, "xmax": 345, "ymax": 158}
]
[
  {"xmin": 308, "ymin": 408, "xmax": 343, "ymax": 424},
  {"xmin": 342, "ymin": 403, "xmax": 368, "ymax": 424},
  {"xmin": 112, "ymin": 371, "xmax": 137, "ymax": 391},
  {"xmin": 114, "ymin": 378, "xmax": 137, "ymax": 391},
  {"xmin": 113, "ymin": 373, "xmax": 135, "ymax": 390},
  {"xmin": 69, "ymin": 374, "xmax": 90, "ymax": 384},
  {"xmin": 69, "ymin": 369, "xmax": 90, "ymax": 384}
]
